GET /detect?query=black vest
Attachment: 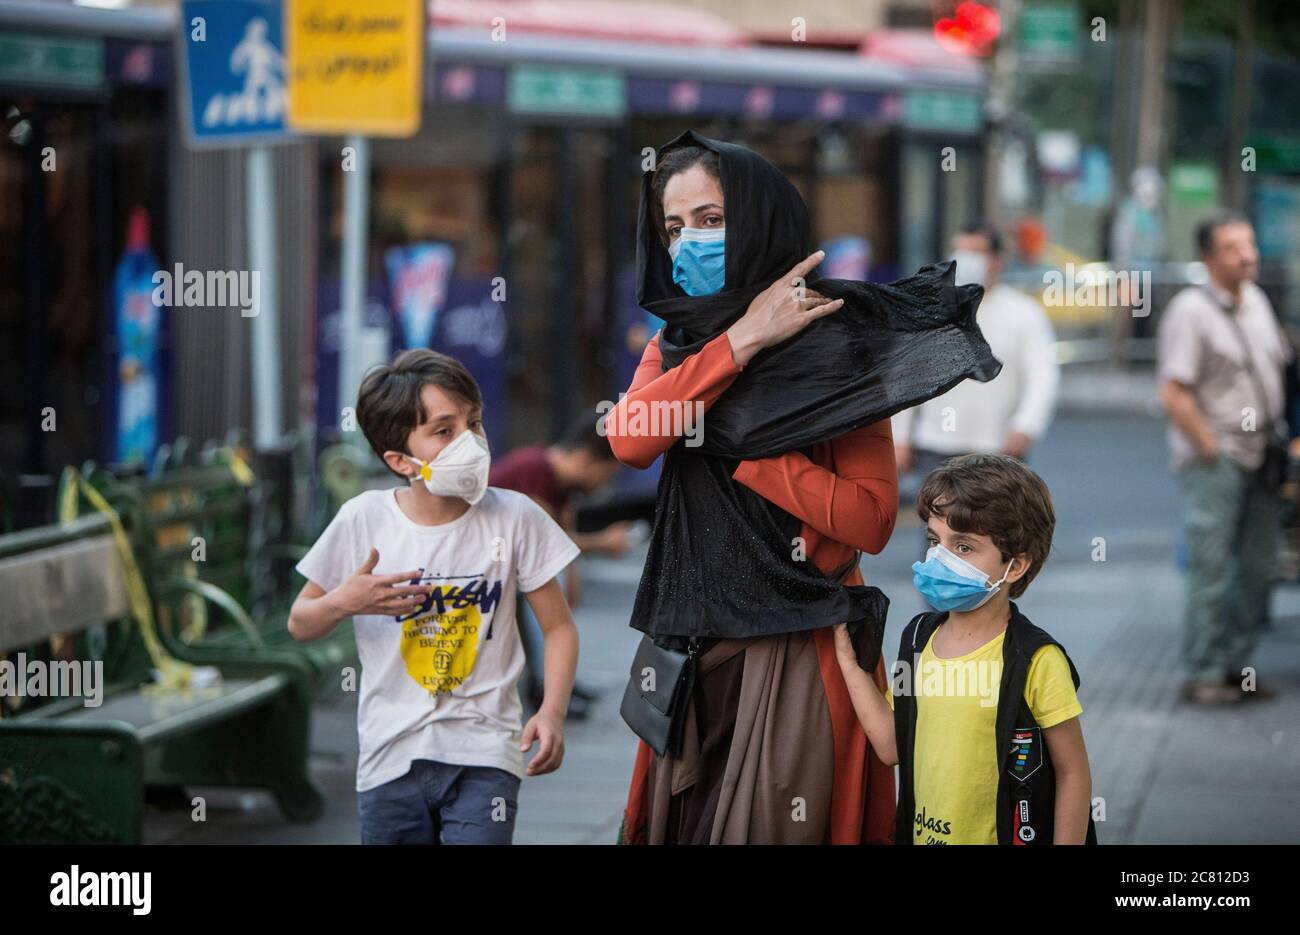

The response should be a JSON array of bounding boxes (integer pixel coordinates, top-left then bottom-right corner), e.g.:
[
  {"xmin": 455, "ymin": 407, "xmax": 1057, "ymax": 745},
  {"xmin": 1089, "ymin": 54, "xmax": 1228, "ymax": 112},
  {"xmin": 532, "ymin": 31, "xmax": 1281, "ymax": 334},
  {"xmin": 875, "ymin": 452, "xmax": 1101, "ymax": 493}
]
[{"xmin": 892, "ymin": 603, "xmax": 1099, "ymax": 845}]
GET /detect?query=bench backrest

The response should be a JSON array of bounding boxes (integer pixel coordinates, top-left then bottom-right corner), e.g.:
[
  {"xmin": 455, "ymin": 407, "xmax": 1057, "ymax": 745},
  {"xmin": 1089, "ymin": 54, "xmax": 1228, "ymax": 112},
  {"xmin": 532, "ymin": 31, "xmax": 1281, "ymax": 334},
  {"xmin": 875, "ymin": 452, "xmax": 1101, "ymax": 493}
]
[
  {"xmin": 96, "ymin": 464, "xmax": 255, "ymax": 606},
  {"xmin": 0, "ymin": 515, "xmax": 146, "ymax": 714},
  {"xmin": 0, "ymin": 515, "xmax": 128, "ymax": 651}
]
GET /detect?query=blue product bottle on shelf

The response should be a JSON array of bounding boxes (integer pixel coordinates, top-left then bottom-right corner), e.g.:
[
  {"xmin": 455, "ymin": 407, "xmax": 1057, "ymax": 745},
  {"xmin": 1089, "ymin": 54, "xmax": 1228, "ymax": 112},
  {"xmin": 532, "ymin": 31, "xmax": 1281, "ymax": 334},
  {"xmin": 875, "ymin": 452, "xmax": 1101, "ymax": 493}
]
[{"xmin": 112, "ymin": 207, "xmax": 162, "ymax": 465}]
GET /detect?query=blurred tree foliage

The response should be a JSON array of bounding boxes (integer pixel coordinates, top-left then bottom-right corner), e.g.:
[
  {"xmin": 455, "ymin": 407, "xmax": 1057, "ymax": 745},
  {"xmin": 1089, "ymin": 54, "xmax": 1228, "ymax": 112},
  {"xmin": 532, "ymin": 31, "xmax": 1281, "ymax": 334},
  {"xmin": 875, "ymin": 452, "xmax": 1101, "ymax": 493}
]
[
  {"xmin": 1180, "ymin": 0, "xmax": 1300, "ymax": 60},
  {"xmin": 1010, "ymin": 0, "xmax": 1300, "ymax": 145}
]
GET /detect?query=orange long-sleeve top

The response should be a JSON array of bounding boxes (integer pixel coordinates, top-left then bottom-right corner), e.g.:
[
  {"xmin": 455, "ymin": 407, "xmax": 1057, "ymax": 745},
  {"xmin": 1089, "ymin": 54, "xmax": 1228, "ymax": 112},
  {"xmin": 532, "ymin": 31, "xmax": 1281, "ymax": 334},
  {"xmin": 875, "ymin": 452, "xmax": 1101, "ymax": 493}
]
[{"xmin": 605, "ymin": 330, "xmax": 898, "ymax": 579}]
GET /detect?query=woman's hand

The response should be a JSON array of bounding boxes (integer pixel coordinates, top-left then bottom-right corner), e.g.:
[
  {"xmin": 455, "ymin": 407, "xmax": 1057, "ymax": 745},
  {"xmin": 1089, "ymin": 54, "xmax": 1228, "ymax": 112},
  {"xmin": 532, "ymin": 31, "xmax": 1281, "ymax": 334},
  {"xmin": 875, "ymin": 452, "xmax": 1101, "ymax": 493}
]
[
  {"xmin": 833, "ymin": 622, "xmax": 860, "ymax": 671},
  {"xmin": 726, "ymin": 249, "xmax": 845, "ymax": 367}
]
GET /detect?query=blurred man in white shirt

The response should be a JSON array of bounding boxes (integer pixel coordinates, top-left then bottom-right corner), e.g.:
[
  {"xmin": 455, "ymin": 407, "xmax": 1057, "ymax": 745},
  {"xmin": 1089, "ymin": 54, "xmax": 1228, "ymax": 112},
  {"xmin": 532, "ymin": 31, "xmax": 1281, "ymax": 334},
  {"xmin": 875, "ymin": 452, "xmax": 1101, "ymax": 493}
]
[{"xmin": 894, "ymin": 224, "xmax": 1060, "ymax": 477}]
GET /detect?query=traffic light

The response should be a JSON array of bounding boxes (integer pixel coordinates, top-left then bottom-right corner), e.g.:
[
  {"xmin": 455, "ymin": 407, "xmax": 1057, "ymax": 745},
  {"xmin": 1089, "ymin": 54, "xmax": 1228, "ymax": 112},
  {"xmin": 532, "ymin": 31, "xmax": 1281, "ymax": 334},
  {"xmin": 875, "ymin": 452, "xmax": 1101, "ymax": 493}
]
[{"xmin": 933, "ymin": 1, "xmax": 1002, "ymax": 57}]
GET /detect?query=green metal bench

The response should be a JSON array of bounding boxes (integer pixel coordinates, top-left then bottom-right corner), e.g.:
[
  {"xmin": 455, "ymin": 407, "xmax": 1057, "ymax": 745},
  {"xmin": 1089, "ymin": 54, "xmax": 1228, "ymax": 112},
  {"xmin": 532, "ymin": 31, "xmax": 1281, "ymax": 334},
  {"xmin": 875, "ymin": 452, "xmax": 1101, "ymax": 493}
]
[
  {"xmin": 0, "ymin": 514, "xmax": 324, "ymax": 843},
  {"xmin": 80, "ymin": 457, "xmax": 357, "ymax": 691}
]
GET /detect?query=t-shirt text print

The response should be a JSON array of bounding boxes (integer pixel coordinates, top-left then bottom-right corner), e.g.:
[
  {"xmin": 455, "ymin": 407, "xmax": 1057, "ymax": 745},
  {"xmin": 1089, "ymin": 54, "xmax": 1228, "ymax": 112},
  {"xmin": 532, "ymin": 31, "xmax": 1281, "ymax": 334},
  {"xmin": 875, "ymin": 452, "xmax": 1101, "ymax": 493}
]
[
  {"xmin": 398, "ymin": 570, "xmax": 504, "ymax": 695},
  {"xmin": 296, "ymin": 487, "xmax": 580, "ymax": 792}
]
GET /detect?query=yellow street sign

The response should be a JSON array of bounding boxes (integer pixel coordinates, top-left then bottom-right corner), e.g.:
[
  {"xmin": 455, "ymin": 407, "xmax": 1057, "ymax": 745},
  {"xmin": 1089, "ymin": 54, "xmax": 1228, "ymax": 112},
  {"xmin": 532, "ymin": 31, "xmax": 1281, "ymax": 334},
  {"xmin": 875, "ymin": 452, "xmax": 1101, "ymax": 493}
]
[{"xmin": 285, "ymin": 0, "xmax": 423, "ymax": 136}]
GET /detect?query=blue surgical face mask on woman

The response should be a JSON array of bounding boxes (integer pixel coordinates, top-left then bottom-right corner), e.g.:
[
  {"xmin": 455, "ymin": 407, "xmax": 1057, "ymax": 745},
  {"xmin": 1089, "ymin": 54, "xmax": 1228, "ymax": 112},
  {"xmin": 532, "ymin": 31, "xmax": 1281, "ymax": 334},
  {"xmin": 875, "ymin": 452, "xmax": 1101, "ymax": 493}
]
[
  {"xmin": 668, "ymin": 226, "xmax": 726, "ymax": 296},
  {"xmin": 912, "ymin": 544, "xmax": 1014, "ymax": 613}
]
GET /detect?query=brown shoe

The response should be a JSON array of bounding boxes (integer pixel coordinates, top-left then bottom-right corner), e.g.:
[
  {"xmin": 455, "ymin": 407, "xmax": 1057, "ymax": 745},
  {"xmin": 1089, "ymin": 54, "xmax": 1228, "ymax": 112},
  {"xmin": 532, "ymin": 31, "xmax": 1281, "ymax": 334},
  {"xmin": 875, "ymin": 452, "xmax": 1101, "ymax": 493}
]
[
  {"xmin": 1224, "ymin": 675, "xmax": 1279, "ymax": 701},
  {"xmin": 1182, "ymin": 679, "xmax": 1243, "ymax": 705}
]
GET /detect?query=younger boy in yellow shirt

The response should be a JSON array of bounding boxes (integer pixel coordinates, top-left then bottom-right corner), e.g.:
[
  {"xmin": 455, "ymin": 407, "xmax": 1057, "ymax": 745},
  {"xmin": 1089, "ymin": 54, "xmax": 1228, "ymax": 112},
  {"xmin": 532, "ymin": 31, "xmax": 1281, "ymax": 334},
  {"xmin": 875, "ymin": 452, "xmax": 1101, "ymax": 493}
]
[{"xmin": 835, "ymin": 453, "xmax": 1094, "ymax": 844}]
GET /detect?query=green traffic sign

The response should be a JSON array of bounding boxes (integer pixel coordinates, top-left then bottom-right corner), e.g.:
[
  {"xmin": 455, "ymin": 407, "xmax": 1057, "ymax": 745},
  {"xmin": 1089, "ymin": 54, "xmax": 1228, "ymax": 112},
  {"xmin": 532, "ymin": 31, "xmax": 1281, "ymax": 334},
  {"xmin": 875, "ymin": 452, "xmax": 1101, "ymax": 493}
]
[
  {"xmin": 1019, "ymin": 3, "xmax": 1080, "ymax": 62},
  {"xmin": 903, "ymin": 90, "xmax": 982, "ymax": 133},
  {"xmin": 1169, "ymin": 161, "xmax": 1219, "ymax": 204},
  {"xmin": 0, "ymin": 33, "xmax": 104, "ymax": 90},
  {"xmin": 1246, "ymin": 136, "xmax": 1300, "ymax": 175},
  {"xmin": 508, "ymin": 64, "xmax": 626, "ymax": 118}
]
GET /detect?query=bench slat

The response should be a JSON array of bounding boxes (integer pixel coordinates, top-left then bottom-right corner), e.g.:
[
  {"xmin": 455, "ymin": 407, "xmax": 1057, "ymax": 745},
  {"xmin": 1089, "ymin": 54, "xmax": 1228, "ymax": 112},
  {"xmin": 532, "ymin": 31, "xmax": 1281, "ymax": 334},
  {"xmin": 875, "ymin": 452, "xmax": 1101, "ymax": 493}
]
[
  {"xmin": 27, "ymin": 675, "xmax": 288, "ymax": 743},
  {"xmin": 0, "ymin": 535, "xmax": 129, "ymax": 650}
]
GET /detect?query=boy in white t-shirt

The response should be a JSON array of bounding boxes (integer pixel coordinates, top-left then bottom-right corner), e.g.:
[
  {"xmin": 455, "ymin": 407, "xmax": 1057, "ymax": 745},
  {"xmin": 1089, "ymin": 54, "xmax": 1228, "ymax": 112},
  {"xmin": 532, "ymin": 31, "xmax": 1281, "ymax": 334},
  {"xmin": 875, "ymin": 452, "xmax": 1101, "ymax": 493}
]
[{"xmin": 289, "ymin": 349, "xmax": 581, "ymax": 844}]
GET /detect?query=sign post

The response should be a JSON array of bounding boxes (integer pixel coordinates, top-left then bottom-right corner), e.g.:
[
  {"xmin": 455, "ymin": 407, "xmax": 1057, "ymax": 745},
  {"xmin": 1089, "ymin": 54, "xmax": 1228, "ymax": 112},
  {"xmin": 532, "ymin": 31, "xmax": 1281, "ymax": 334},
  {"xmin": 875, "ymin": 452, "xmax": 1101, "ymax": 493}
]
[
  {"xmin": 339, "ymin": 132, "xmax": 371, "ymax": 439},
  {"xmin": 179, "ymin": 0, "xmax": 290, "ymax": 451}
]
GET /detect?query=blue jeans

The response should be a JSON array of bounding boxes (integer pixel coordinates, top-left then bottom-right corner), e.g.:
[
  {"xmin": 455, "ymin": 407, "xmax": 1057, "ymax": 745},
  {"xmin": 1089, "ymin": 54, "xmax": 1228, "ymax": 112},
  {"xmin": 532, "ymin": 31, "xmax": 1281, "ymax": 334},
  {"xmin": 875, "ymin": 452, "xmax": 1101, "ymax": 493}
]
[{"xmin": 357, "ymin": 759, "xmax": 521, "ymax": 844}]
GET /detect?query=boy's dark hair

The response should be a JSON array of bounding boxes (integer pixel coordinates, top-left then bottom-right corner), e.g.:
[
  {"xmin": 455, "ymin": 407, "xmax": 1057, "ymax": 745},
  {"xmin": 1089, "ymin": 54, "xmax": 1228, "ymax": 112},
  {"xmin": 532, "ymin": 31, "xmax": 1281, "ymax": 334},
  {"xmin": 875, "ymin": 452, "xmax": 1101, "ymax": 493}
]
[
  {"xmin": 959, "ymin": 221, "xmax": 1004, "ymax": 256},
  {"xmin": 356, "ymin": 349, "xmax": 482, "ymax": 471},
  {"xmin": 559, "ymin": 412, "xmax": 617, "ymax": 462},
  {"xmin": 916, "ymin": 453, "xmax": 1054, "ymax": 599},
  {"xmin": 1195, "ymin": 211, "xmax": 1252, "ymax": 255},
  {"xmin": 650, "ymin": 144, "xmax": 721, "ymax": 248}
]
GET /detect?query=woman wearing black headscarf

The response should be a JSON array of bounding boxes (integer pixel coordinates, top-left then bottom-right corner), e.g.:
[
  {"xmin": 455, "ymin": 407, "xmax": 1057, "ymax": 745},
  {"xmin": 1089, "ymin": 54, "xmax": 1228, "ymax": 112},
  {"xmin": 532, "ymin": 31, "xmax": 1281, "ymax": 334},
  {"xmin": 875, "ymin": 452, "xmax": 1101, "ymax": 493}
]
[{"xmin": 606, "ymin": 131, "xmax": 998, "ymax": 844}]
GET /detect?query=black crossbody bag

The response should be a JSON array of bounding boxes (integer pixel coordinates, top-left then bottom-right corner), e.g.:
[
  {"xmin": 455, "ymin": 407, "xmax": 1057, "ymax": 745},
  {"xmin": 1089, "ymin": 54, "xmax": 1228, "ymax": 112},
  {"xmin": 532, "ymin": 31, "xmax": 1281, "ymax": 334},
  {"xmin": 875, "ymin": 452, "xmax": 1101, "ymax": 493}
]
[
  {"xmin": 619, "ymin": 550, "xmax": 865, "ymax": 757},
  {"xmin": 618, "ymin": 633, "xmax": 700, "ymax": 757}
]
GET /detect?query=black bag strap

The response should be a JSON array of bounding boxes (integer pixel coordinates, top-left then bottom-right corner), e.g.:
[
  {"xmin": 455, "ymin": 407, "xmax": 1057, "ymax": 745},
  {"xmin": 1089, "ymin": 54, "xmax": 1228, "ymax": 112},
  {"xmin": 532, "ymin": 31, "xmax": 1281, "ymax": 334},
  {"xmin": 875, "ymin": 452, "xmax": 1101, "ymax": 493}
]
[{"xmin": 1201, "ymin": 285, "xmax": 1285, "ymax": 439}]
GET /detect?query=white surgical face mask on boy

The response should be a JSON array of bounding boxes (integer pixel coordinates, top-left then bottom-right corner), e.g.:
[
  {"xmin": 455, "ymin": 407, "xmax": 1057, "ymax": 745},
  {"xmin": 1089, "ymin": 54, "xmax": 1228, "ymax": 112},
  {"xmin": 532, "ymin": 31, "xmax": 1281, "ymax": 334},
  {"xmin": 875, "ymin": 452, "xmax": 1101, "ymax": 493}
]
[
  {"xmin": 405, "ymin": 429, "xmax": 491, "ymax": 505},
  {"xmin": 951, "ymin": 249, "xmax": 989, "ymax": 288}
]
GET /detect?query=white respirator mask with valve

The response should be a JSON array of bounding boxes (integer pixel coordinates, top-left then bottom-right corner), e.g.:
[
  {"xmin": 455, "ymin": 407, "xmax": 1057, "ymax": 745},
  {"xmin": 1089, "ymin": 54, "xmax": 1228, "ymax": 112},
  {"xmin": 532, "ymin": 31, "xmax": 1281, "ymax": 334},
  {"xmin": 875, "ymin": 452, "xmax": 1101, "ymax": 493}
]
[{"xmin": 405, "ymin": 429, "xmax": 491, "ymax": 505}]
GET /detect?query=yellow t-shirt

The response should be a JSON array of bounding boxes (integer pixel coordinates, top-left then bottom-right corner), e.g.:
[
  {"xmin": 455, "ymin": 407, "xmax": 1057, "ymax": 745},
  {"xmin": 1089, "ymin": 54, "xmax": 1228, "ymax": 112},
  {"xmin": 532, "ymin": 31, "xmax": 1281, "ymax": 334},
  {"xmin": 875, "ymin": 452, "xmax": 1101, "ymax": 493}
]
[{"xmin": 885, "ymin": 624, "xmax": 1083, "ymax": 845}]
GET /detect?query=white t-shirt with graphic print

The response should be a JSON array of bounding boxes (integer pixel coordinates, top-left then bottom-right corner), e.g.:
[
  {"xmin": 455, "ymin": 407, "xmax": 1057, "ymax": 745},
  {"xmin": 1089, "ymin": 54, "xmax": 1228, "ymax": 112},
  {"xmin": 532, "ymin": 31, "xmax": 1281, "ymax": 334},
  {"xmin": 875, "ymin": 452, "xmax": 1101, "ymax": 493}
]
[{"xmin": 296, "ymin": 486, "xmax": 580, "ymax": 792}]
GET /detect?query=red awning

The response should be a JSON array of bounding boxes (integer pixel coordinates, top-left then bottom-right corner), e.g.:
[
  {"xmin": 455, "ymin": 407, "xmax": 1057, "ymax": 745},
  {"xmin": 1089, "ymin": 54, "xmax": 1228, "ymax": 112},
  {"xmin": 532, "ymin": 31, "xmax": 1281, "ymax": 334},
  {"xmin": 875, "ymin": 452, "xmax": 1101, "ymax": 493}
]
[{"xmin": 430, "ymin": 0, "xmax": 748, "ymax": 47}]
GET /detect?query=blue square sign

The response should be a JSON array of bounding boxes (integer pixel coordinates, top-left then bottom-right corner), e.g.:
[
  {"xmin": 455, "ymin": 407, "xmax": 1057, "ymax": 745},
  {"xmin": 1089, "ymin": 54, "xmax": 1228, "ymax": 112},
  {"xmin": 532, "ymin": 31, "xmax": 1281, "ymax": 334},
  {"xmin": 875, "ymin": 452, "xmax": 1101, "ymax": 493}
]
[{"xmin": 178, "ymin": 0, "xmax": 291, "ymax": 146}]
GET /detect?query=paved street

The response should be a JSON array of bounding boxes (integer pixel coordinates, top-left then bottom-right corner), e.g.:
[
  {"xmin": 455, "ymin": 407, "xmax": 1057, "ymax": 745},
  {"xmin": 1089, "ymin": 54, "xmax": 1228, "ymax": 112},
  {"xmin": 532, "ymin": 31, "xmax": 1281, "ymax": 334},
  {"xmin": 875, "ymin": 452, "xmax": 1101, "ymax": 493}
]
[{"xmin": 147, "ymin": 410, "xmax": 1300, "ymax": 844}]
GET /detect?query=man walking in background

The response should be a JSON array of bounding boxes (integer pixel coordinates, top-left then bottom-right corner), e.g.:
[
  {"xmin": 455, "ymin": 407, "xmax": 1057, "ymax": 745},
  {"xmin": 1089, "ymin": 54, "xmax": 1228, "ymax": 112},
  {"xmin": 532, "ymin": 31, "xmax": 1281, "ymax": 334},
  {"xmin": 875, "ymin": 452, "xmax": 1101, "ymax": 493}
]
[
  {"xmin": 893, "ymin": 223, "xmax": 1060, "ymax": 477},
  {"xmin": 1158, "ymin": 214, "xmax": 1291, "ymax": 705}
]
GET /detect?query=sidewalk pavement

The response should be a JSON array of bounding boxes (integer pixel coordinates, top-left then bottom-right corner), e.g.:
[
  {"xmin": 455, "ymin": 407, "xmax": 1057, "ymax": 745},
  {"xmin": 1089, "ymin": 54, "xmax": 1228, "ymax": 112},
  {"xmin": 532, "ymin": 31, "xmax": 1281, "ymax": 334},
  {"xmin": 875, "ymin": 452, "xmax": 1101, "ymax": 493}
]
[{"xmin": 1055, "ymin": 363, "xmax": 1161, "ymax": 418}]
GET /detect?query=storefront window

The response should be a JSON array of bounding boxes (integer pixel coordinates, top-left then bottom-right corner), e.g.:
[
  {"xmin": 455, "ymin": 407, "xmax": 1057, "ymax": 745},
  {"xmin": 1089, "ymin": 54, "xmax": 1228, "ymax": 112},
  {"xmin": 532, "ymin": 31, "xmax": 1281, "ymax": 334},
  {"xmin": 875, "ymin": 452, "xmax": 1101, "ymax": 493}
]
[{"xmin": 0, "ymin": 87, "xmax": 167, "ymax": 528}]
